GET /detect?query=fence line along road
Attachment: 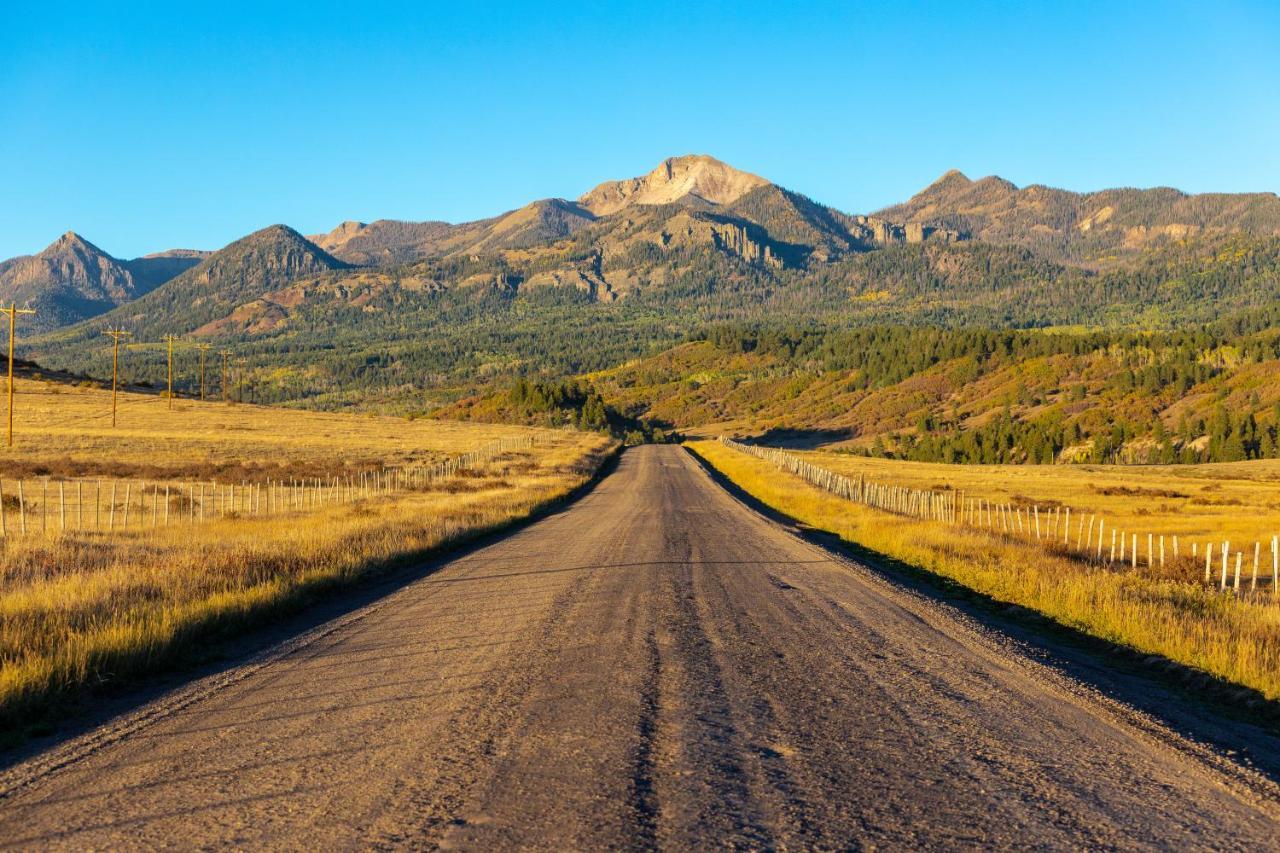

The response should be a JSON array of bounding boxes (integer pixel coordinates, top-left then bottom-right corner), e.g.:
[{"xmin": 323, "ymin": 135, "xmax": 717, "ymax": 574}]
[
  {"xmin": 0, "ymin": 435, "xmax": 534, "ymax": 539},
  {"xmin": 720, "ymin": 438, "xmax": 1280, "ymax": 599}
]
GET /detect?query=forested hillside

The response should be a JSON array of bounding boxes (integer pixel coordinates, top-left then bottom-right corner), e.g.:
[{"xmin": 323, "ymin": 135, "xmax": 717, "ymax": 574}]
[{"xmin": 567, "ymin": 309, "xmax": 1280, "ymax": 464}]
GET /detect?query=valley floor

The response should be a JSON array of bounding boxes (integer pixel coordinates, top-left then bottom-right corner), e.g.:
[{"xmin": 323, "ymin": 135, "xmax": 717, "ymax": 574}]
[{"xmin": 2, "ymin": 446, "xmax": 1278, "ymax": 848}]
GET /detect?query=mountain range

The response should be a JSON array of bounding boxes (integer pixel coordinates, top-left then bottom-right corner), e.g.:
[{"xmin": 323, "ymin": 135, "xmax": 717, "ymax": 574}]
[
  {"xmin": 0, "ymin": 233, "xmax": 208, "ymax": 331},
  {"xmin": 15, "ymin": 154, "xmax": 1280, "ymax": 405}
]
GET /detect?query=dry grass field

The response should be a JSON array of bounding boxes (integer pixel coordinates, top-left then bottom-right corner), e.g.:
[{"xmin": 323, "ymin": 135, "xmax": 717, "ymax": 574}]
[
  {"xmin": 690, "ymin": 439, "xmax": 1280, "ymax": 700},
  {"xmin": 0, "ymin": 376, "xmax": 544, "ymax": 480},
  {"xmin": 785, "ymin": 450, "xmax": 1280, "ymax": 561},
  {"xmin": 0, "ymin": 379, "xmax": 615, "ymax": 733}
]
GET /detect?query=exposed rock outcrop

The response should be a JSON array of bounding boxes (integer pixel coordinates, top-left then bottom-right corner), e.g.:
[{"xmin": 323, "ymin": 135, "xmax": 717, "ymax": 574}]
[{"xmin": 578, "ymin": 155, "xmax": 770, "ymax": 216}]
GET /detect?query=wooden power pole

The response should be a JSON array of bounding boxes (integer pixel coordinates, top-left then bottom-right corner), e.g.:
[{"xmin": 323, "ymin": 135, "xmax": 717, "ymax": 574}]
[
  {"xmin": 102, "ymin": 328, "xmax": 132, "ymax": 427},
  {"xmin": 195, "ymin": 343, "xmax": 213, "ymax": 401},
  {"xmin": 161, "ymin": 334, "xmax": 180, "ymax": 410},
  {"xmin": 0, "ymin": 304, "xmax": 35, "ymax": 447},
  {"xmin": 219, "ymin": 350, "xmax": 231, "ymax": 403}
]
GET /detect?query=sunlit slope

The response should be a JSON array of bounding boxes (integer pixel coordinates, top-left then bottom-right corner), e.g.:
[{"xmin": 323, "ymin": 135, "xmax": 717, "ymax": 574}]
[
  {"xmin": 590, "ymin": 328, "xmax": 1280, "ymax": 464},
  {"xmin": 0, "ymin": 376, "xmax": 547, "ymax": 477}
]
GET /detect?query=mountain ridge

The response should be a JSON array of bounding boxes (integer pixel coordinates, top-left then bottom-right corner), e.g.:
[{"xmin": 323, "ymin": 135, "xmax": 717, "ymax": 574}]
[
  {"xmin": 17, "ymin": 154, "xmax": 1280, "ymax": 387},
  {"xmin": 0, "ymin": 232, "xmax": 206, "ymax": 330},
  {"xmin": 43, "ymin": 224, "xmax": 347, "ymax": 344},
  {"xmin": 878, "ymin": 170, "xmax": 1280, "ymax": 263}
]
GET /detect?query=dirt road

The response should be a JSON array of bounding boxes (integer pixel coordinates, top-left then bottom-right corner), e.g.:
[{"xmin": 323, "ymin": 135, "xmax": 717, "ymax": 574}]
[{"xmin": 1, "ymin": 445, "xmax": 1278, "ymax": 848}]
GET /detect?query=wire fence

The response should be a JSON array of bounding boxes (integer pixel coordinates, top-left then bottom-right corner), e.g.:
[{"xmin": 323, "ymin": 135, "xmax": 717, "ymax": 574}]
[
  {"xmin": 0, "ymin": 435, "xmax": 535, "ymax": 539},
  {"xmin": 721, "ymin": 438, "xmax": 1280, "ymax": 598}
]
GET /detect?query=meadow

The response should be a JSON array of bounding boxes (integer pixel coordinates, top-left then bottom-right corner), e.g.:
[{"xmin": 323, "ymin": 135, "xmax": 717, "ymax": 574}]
[
  {"xmin": 1, "ymin": 376, "xmax": 542, "ymax": 478},
  {"xmin": 785, "ymin": 448, "xmax": 1280, "ymax": 568},
  {"xmin": 0, "ymin": 379, "xmax": 614, "ymax": 733},
  {"xmin": 690, "ymin": 439, "xmax": 1280, "ymax": 700}
]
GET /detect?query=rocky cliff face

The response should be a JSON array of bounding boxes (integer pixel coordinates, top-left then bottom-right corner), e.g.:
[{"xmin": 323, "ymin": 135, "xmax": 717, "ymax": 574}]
[
  {"xmin": 846, "ymin": 216, "xmax": 961, "ymax": 245},
  {"xmin": 703, "ymin": 220, "xmax": 783, "ymax": 268}
]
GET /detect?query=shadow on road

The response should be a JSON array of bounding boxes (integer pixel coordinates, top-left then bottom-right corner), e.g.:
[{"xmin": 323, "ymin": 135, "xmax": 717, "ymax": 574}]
[{"xmin": 685, "ymin": 445, "xmax": 1280, "ymax": 784}]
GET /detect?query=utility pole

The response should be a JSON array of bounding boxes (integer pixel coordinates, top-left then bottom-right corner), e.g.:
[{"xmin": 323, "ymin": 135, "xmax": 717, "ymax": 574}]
[
  {"xmin": 0, "ymin": 304, "xmax": 35, "ymax": 447},
  {"xmin": 195, "ymin": 343, "xmax": 213, "ymax": 401},
  {"xmin": 161, "ymin": 334, "xmax": 180, "ymax": 410},
  {"xmin": 102, "ymin": 328, "xmax": 132, "ymax": 427},
  {"xmin": 220, "ymin": 350, "xmax": 231, "ymax": 403}
]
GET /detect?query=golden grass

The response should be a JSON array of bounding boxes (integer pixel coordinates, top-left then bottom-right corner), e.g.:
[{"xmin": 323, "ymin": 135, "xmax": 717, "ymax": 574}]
[
  {"xmin": 1, "ymin": 377, "xmax": 547, "ymax": 478},
  {"xmin": 791, "ymin": 451, "xmax": 1280, "ymax": 558},
  {"xmin": 689, "ymin": 440, "xmax": 1280, "ymax": 700},
  {"xmin": 0, "ymin": 379, "xmax": 615, "ymax": 731}
]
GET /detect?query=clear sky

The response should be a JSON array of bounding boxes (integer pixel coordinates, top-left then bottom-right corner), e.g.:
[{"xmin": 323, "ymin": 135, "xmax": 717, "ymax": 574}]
[{"xmin": 2, "ymin": 0, "xmax": 1278, "ymax": 259}]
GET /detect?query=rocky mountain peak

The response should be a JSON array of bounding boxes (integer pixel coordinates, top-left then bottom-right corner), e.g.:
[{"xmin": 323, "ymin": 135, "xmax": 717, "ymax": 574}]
[
  {"xmin": 930, "ymin": 169, "xmax": 971, "ymax": 188},
  {"xmin": 308, "ymin": 220, "xmax": 369, "ymax": 253},
  {"xmin": 43, "ymin": 231, "xmax": 105, "ymax": 258},
  {"xmin": 578, "ymin": 154, "xmax": 770, "ymax": 216}
]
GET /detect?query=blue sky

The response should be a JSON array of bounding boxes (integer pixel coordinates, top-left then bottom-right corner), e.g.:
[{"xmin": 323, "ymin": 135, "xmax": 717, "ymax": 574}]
[{"xmin": 2, "ymin": 1, "xmax": 1278, "ymax": 259}]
